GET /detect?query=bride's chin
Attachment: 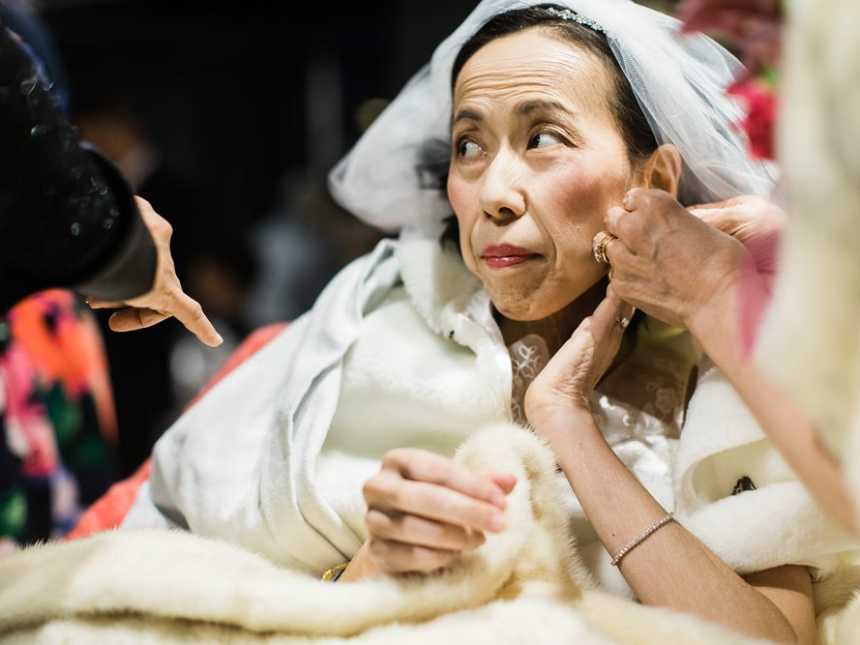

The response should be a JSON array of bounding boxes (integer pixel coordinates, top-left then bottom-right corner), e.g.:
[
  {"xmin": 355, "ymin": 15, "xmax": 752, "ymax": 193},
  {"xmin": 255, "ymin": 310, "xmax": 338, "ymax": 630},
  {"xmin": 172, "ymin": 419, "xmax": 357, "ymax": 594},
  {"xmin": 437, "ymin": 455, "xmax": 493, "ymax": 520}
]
[
  {"xmin": 490, "ymin": 295, "xmax": 547, "ymax": 322},
  {"xmin": 484, "ymin": 277, "xmax": 565, "ymax": 322}
]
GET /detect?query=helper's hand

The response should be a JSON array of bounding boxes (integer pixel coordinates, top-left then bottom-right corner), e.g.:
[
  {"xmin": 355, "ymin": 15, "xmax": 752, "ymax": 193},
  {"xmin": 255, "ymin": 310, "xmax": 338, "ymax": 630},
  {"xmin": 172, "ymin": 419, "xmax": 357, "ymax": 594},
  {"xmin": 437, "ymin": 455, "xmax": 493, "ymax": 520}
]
[
  {"xmin": 602, "ymin": 188, "xmax": 749, "ymax": 330},
  {"xmin": 88, "ymin": 197, "xmax": 222, "ymax": 347},
  {"xmin": 689, "ymin": 194, "xmax": 785, "ymax": 281},
  {"xmin": 341, "ymin": 449, "xmax": 516, "ymax": 580}
]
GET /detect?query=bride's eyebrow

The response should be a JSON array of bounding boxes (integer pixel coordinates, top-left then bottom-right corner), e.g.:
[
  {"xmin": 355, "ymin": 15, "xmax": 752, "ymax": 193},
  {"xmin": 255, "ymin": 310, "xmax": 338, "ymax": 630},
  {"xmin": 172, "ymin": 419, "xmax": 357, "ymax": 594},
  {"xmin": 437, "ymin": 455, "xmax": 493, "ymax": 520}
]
[
  {"xmin": 452, "ymin": 108, "xmax": 483, "ymax": 128},
  {"xmin": 514, "ymin": 98, "xmax": 573, "ymax": 118},
  {"xmin": 515, "ymin": 98, "xmax": 583, "ymax": 141},
  {"xmin": 451, "ymin": 100, "xmax": 579, "ymax": 130}
]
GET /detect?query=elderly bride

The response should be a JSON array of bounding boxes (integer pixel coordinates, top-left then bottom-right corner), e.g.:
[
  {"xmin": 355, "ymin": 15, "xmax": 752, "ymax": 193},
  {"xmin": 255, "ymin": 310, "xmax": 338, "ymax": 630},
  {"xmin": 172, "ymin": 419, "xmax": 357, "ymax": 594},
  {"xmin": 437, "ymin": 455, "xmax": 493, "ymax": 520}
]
[{"xmin": 124, "ymin": 2, "xmax": 856, "ymax": 642}]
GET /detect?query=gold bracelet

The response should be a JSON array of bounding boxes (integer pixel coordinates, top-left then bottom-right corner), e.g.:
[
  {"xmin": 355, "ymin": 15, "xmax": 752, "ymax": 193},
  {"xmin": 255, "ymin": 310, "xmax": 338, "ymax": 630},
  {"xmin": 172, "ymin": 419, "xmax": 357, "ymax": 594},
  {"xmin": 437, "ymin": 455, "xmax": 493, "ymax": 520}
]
[
  {"xmin": 321, "ymin": 562, "xmax": 349, "ymax": 582},
  {"xmin": 610, "ymin": 514, "xmax": 674, "ymax": 567}
]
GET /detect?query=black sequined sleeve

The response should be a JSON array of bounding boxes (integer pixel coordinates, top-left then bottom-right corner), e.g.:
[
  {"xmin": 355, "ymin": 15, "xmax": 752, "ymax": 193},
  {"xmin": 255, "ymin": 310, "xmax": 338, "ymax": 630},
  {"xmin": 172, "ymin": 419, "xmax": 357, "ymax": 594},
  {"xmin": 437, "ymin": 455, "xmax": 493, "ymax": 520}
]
[{"xmin": 0, "ymin": 23, "xmax": 156, "ymax": 313}]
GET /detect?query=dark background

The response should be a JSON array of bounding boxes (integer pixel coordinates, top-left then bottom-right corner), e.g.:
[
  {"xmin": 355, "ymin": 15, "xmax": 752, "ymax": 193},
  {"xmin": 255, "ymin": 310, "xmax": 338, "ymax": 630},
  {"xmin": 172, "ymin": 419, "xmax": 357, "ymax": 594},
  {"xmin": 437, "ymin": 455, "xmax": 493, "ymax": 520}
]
[{"xmin": 42, "ymin": 0, "xmax": 474, "ymax": 242}]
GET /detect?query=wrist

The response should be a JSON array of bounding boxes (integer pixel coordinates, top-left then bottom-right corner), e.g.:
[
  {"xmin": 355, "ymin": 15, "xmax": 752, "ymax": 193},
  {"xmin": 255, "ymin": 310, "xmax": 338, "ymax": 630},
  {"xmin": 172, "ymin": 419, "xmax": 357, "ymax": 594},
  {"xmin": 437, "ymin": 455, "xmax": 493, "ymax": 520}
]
[
  {"xmin": 338, "ymin": 541, "xmax": 379, "ymax": 583},
  {"xmin": 528, "ymin": 403, "xmax": 598, "ymax": 445},
  {"xmin": 684, "ymin": 272, "xmax": 745, "ymax": 359}
]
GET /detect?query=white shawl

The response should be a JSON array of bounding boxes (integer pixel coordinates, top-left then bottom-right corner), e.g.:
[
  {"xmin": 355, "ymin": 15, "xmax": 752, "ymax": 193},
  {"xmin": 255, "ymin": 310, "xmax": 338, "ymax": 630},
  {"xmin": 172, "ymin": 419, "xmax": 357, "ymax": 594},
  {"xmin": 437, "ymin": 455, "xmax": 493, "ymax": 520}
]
[{"xmin": 124, "ymin": 235, "xmax": 858, "ymax": 584}]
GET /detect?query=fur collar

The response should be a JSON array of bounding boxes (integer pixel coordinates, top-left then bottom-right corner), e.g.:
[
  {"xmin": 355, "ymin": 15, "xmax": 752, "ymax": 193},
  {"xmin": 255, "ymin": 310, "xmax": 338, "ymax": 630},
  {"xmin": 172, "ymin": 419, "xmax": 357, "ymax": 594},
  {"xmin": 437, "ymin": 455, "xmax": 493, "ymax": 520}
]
[{"xmin": 395, "ymin": 234, "xmax": 513, "ymax": 410}]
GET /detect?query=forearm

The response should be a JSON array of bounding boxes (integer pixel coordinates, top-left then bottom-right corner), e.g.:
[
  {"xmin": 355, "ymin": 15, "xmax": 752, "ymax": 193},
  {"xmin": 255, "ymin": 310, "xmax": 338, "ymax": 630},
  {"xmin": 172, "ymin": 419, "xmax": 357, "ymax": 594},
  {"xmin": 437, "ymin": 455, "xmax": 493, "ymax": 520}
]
[
  {"xmin": 544, "ymin": 410, "xmax": 798, "ymax": 643},
  {"xmin": 688, "ymin": 282, "xmax": 859, "ymax": 533}
]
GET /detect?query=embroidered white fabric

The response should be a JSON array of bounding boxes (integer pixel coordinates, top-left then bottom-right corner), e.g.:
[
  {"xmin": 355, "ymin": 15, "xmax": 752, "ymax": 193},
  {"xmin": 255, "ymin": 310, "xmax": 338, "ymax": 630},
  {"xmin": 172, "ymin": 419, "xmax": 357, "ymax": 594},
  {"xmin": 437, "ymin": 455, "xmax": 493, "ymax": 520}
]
[{"xmin": 508, "ymin": 334, "xmax": 550, "ymax": 425}]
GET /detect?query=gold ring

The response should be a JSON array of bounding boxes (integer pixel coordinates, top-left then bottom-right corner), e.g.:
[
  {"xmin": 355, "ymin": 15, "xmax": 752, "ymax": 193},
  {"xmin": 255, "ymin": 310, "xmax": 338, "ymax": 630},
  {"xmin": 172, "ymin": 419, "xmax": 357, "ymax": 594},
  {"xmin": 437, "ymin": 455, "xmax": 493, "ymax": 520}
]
[{"xmin": 592, "ymin": 231, "xmax": 617, "ymax": 265}]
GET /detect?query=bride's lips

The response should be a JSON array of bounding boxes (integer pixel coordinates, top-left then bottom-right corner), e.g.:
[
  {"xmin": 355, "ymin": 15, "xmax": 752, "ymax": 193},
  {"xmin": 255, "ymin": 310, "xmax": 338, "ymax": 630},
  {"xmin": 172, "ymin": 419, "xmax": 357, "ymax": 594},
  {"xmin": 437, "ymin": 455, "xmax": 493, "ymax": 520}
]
[{"xmin": 480, "ymin": 244, "xmax": 540, "ymax": 268}]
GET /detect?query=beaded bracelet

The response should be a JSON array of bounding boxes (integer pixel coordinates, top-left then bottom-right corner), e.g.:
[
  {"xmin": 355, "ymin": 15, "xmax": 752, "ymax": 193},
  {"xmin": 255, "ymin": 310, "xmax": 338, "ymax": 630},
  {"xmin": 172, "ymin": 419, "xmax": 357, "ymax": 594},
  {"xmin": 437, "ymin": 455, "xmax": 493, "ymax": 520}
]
[{"xmin": 610, "ymin": 514, "xmax": 674, "ymax": 567}]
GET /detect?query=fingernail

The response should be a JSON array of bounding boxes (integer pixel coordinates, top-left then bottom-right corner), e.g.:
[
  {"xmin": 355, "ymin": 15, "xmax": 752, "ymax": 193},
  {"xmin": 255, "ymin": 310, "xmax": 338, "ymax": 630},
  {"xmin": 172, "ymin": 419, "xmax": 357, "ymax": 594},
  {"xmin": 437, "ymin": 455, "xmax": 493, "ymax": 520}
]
[
  {"xmin": 213, "ymin": 333, "xmax": 224, "ymax": 346},
  {"xmin": 490, "ymin": 513, "xmax": 506, "ymax": 532},
  {"xmin": 623, "ymin": 191, "xmax": 634, "ymax": 210}
]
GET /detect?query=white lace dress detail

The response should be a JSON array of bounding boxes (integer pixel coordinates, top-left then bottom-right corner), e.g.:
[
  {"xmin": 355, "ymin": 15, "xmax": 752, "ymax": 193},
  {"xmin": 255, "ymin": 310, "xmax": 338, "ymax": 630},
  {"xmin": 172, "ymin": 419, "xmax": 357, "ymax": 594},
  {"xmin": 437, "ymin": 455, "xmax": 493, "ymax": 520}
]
[{"xmin": 508, "ymin": 334, "xmax": 550, "ymax": 425}]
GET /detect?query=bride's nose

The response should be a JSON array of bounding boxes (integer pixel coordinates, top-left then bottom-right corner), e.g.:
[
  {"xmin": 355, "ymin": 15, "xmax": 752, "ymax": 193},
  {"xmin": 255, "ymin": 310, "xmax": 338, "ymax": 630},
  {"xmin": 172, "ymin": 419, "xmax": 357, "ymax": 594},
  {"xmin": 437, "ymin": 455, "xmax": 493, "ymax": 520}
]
[{"xmin": 479, "ymin": 149, "xmax": 526, "ymax": 223}]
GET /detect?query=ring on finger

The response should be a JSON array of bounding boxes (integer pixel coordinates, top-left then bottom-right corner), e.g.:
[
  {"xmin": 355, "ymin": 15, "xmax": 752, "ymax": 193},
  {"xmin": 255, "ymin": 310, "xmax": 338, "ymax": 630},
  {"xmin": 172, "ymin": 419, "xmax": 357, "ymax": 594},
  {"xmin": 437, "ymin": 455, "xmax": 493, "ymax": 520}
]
[
  {"xmin": 592, "ymin": 231, "xmax": 617, "ymax": 265},
  {"xmin": 616, "ymin": 315, "xmax": 631, "ymax": 330}
]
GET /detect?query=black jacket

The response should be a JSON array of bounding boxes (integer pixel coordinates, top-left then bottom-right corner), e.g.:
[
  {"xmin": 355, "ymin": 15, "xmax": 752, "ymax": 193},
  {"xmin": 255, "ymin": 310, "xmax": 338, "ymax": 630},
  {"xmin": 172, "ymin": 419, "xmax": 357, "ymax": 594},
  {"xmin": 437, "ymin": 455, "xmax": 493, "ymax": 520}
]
[{"xmin": 0, "ymin": 22, "xmax": 156, "ymax": 313}]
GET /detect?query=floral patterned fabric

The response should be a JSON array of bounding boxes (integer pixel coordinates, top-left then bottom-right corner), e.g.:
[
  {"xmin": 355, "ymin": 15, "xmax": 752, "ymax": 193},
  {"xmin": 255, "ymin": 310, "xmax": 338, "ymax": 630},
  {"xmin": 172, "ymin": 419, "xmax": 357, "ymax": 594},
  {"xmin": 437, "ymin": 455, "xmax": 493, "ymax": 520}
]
[{"xmin": 0, "ymin": 290, "xmax": 117, "ymax": 544}]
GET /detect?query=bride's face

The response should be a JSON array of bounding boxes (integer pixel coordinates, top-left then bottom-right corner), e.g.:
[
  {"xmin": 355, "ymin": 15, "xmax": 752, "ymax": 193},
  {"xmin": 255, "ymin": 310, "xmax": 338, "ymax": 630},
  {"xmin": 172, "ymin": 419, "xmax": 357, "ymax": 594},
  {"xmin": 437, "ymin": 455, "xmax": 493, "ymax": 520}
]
[{"xmin": 448, "ymin": 28, "xmax": 635, "ymax": 321}]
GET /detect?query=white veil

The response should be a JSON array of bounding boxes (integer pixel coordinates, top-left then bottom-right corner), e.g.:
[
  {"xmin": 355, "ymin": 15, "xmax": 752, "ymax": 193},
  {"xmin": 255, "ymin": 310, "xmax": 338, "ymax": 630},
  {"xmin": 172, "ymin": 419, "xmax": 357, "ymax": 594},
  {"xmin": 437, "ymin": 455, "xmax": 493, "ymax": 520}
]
[{"xmin": 328, "ymin": 0, "xmax": 775, "ymax": 237}]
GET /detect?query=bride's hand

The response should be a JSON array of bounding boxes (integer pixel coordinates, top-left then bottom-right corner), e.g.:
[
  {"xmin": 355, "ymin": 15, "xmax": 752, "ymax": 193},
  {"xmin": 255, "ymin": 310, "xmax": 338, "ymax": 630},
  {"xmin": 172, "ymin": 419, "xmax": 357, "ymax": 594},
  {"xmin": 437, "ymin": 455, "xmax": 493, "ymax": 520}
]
[
  {"xmin": 524, "ymin": 291, "xmax": 634, "ymax": 441},
  {"xmin": 342, "ymin": 449, "xmax": 516, "ymax": 580}
]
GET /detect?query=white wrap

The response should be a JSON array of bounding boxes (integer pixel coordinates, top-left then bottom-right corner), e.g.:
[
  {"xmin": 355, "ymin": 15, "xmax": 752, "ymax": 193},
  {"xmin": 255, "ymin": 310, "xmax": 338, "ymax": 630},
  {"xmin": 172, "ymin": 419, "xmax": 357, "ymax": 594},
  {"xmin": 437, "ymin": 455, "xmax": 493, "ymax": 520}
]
[{"xmin": 126, "ymin": 237, "xmax": 858, "ymax": 590}]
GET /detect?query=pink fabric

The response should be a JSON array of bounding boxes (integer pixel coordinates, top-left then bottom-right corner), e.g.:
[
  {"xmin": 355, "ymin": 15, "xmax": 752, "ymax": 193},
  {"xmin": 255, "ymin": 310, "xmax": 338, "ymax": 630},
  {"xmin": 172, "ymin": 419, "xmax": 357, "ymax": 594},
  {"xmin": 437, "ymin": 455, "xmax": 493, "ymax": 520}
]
[{"xmin": 738, "ymin": 233, "xmax": 780, "ymax": 355}]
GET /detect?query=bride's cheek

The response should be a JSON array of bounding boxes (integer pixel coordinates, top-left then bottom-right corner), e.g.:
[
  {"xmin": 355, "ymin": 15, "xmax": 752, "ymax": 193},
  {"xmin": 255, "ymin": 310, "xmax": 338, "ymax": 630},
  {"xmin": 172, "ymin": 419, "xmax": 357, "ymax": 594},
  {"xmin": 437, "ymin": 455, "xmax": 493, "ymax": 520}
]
[{"xmin": 448, "ymin": 180, "xmax": 481, "ymax": 270}]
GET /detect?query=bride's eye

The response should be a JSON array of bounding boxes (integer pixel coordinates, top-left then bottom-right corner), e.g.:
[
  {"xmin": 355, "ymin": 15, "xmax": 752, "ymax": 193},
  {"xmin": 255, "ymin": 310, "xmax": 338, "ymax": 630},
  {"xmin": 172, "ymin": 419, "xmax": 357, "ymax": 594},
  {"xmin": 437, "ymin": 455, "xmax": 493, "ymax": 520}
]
[
  {"xmin": 457, "ymin": 138, "xmax": 483, "ymax": 159},
  {"xmin": 528, "ymin": 131, "xmax": 564, "ymax": 149}
]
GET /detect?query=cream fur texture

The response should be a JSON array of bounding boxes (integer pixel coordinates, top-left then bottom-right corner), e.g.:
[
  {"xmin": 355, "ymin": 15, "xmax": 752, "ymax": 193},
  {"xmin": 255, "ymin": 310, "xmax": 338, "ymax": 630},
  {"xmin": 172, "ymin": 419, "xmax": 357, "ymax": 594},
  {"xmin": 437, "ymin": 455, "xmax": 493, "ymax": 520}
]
[
  {"xmin": 755, "ymin": 0, "xmax": 860, "ymax": 524},
  {"xmin": 0, "ymin": 424, "xmax": 854, "ymax": 644}
]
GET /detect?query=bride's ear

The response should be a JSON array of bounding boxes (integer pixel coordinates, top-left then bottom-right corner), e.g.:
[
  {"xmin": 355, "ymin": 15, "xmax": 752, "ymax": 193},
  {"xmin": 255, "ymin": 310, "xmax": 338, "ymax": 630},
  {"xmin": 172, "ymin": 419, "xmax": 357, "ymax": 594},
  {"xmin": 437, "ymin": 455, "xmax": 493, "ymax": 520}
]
[{"xmin": 640, "ymin": 144, "xmax": 683, "ymax": 198}]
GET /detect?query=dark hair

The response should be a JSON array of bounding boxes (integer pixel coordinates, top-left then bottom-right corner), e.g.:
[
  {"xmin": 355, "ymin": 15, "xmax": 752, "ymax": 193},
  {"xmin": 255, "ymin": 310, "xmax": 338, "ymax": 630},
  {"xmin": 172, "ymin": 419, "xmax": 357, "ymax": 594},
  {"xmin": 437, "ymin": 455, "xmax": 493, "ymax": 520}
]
[{"xmin": 423, "ymin": 4, "xmax": 659, "ymax": 249}]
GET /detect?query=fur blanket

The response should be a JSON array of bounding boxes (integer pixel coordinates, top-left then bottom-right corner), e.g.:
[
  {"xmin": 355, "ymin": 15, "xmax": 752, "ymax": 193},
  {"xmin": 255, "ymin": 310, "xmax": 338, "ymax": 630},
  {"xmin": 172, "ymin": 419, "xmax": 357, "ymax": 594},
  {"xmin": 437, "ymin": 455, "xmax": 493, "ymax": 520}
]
[{"xmin": 0, "ymin": 425, "xmax": 857, "ymax": 644}]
